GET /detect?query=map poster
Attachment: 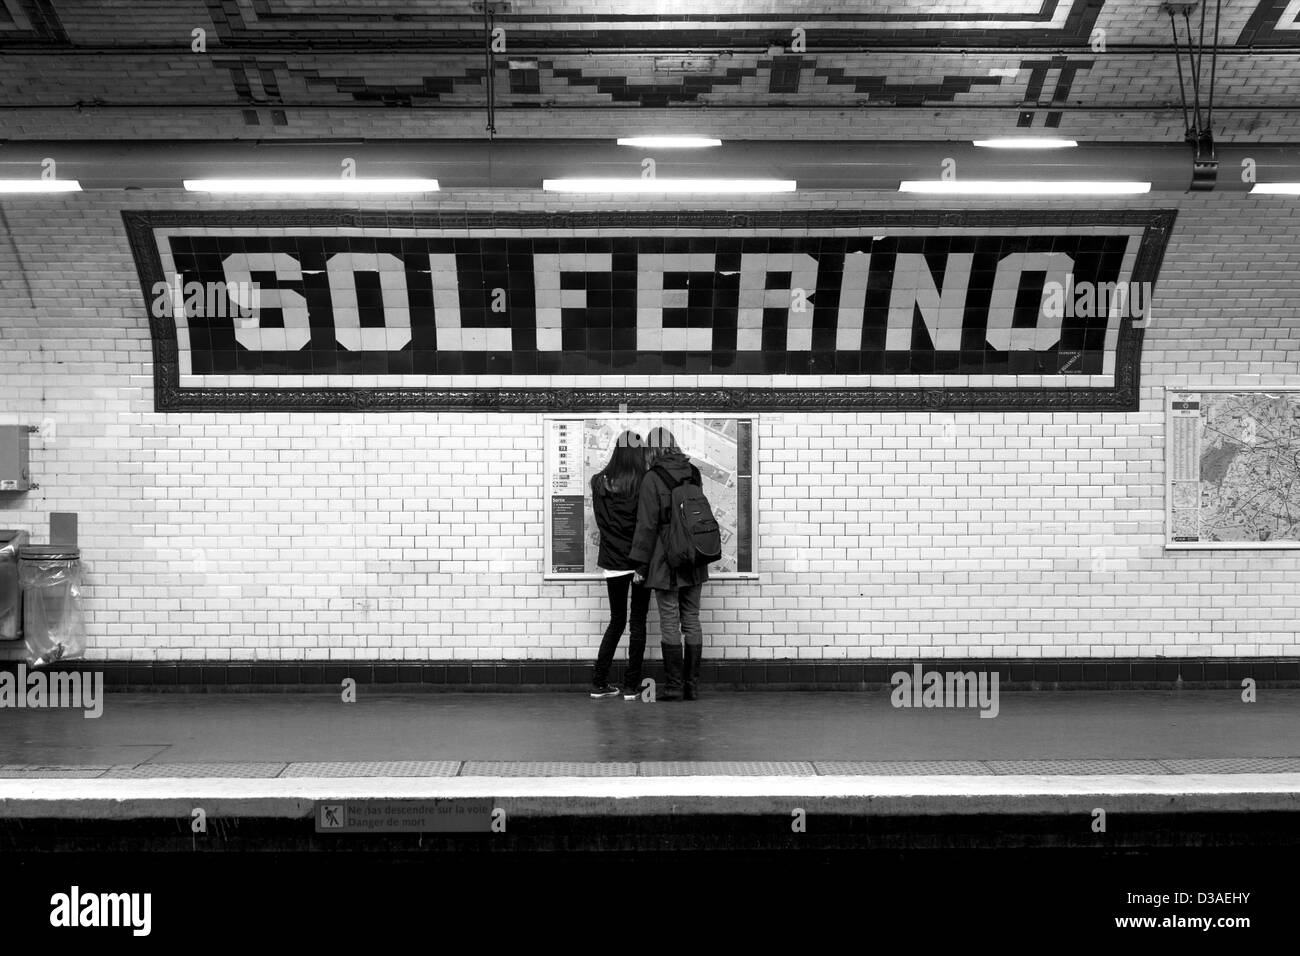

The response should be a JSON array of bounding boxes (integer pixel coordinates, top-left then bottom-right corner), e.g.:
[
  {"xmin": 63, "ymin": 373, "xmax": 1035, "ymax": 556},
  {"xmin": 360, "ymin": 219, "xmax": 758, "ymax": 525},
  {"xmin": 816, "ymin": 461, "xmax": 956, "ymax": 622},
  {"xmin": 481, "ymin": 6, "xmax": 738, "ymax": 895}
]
[
  {"xmin": 1166, "ymin": 390, "xmax": 1300, "ymax": 549},
  {"xmin": 543, "ymin": 415, "xmax": 758, "ymax": 578},
  {"xmin": 547, "ymin": 419, "xmax": 586, "ymax": 572}
]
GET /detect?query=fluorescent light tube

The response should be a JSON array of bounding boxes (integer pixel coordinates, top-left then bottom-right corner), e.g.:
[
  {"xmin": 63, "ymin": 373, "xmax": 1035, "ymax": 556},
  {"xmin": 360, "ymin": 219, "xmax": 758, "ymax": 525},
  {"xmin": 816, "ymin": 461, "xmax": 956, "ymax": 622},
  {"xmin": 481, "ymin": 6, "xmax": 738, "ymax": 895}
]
[
  {"xmin": 899, "ymin": 180, "xmax": 1150, "ymax": 195},
  {"xmin": 543, "ymin": 178, "xmax": 795, "ymax": 193},
  {"xmin": 972, "ymin": 138, "xmax": 1078, "ymax": 149},
  {"xmin": 0, "ymin": 180, "xmax": 82, "ymax": 193},
  {"xmin": 183, "ymin": 179, "xmax": 439, "ymax": 193},
  {"xmin": 616, "ymin": 136, "xmax": 723, "ymax": 148},
  {"xmin": 1250, "ymin": 183, "xmax": 1300, "ymax": 195}
]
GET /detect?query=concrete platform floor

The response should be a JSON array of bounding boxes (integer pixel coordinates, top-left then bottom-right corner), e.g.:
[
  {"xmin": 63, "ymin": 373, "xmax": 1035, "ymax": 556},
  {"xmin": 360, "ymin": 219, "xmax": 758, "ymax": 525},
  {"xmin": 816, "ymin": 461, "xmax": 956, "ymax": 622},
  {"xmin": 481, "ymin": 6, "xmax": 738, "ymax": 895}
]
[
  {"xmin": 3, "ymin": 690, "xmax": 1299, "ymax": 841},
  {"xmin": 0, "ymin": 689, "xmax": 1297, "ymax": 775}
]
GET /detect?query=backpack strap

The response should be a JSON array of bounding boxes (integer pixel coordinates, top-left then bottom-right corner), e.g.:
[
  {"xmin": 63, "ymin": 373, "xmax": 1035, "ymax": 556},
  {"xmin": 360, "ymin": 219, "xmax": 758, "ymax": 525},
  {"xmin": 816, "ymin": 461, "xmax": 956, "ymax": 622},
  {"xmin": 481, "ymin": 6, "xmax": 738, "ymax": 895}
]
[{"xmin": 652, "ymin": 465, "xmax": 683, "ymax": 490}]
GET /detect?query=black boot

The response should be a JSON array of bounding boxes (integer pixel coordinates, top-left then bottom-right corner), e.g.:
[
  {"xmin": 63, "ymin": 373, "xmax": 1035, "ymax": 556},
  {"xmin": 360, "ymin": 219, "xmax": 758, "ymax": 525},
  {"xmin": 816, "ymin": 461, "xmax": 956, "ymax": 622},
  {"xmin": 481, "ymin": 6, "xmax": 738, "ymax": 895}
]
[
  {"xmin": 659, "ymin": 643, "xmax": 684, "ymax": 701},
  {"xmin": 683, "ymin": 644, "xmax": 701, "ymax": 701}
]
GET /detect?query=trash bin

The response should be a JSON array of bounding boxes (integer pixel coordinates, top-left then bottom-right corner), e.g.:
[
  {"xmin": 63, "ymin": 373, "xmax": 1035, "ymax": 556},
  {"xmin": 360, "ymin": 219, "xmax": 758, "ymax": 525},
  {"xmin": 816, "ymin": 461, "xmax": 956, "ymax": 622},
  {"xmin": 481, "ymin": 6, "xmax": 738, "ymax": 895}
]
[
  {"xmin": 0, "ymin": 530, "xmax": 28, "ymax": 641},
  {"xmin": 19, "ymin": 545, "xmax": 86, "ymax": 665}
]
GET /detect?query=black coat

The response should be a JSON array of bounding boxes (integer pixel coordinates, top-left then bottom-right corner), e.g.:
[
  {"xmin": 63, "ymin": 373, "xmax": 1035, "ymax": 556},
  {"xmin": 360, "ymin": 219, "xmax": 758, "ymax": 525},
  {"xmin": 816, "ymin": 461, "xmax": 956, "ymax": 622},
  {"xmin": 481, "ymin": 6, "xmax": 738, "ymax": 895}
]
[
  {"xmin": 591, "ymin": 472, "xmax": 641, "ymax": 571},
  {"xmin": 628, "ymin": 449, "xmax": 711, "ymax": 591}
]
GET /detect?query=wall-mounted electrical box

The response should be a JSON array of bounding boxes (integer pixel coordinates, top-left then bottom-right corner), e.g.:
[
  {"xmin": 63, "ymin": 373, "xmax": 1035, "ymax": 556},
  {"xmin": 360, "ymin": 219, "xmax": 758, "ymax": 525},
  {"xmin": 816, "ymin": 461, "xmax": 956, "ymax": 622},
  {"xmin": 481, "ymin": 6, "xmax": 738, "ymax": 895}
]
[{"xmin": 0, "ymin": 426, "xmax": 31, "ymax": 493}]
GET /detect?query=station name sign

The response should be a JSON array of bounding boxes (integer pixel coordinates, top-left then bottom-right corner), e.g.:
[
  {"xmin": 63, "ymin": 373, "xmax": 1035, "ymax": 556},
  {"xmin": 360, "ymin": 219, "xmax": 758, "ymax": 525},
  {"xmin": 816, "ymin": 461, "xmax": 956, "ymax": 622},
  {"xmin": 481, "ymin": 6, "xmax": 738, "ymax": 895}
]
[{"xmin": 125, "ymin": 210, "xmax": 1175, "ymax": 412}]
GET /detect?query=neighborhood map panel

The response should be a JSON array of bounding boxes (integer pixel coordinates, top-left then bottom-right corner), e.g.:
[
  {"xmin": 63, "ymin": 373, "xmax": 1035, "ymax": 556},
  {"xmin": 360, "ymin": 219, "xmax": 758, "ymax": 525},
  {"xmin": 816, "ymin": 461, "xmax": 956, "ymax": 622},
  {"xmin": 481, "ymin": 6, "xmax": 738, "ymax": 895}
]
[{"xmin": 1168, "ymin": 391, "xmax": 1300, "ymax": 547}]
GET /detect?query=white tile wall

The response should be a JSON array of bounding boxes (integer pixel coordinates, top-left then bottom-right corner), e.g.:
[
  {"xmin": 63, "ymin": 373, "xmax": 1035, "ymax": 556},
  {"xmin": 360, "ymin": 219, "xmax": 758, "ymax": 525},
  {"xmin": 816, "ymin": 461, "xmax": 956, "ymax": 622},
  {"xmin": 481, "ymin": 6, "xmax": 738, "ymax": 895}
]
[{"xmin": 1, "ymin": 189, "xmax": 1299, "ymax": 660}]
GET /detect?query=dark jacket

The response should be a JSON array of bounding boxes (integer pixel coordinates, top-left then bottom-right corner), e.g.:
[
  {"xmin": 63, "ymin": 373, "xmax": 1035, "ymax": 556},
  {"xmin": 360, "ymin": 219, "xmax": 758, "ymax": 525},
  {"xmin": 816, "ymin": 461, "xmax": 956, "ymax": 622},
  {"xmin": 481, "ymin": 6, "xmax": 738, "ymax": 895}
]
[
  {"xmin": 591, "ymin": 471, "xmax": 642, "ymax": 571},
  {"xmin": 628, "ymin": 449, "xmax": 711, "ymax": 591}
]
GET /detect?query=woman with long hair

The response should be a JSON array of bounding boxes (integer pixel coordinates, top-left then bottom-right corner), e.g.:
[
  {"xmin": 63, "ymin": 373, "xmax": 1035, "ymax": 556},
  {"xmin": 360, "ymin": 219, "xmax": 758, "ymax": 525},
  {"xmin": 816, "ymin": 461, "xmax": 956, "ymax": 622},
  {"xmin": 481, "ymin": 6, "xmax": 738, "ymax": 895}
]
[{"xmin": 588, "ymin": 430, "xmax": 651, "ymax": 699}]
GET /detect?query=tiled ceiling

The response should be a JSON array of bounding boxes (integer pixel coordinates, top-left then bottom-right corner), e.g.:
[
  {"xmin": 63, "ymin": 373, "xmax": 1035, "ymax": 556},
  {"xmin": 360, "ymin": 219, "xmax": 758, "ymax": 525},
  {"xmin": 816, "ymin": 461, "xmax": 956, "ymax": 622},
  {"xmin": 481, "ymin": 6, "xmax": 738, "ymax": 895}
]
[{"xmin": 1, "ymin": 1, "xmax": 1297, "ymax": 142}]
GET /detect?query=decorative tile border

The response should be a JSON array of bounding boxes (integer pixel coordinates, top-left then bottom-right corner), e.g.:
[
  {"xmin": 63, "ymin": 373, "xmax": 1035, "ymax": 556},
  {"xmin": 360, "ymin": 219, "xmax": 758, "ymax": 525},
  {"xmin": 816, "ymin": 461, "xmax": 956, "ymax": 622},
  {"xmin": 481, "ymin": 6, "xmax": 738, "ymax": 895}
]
[
  {"xmin": 1238, "ymin": 0, "xmax": 1300, "ymax": 45},
  {"xmin": 17, "ymin": 657, "xmax": 1298, "ymax": 690},
  {"xmin": 201, "ymin": 0, "xmax": 1107, "ymax": 49},
  {"xmin": 0, "ymin": 0, "xmax": 68, "ymax": 46}
]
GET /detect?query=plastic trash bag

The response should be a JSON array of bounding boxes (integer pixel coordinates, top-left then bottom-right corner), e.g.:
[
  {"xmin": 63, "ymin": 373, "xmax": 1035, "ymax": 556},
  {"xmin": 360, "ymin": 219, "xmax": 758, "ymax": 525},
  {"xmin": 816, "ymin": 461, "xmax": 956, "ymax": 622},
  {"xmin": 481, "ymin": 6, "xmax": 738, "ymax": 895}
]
[{"xmin": 19, "ymin": 554, "xmax": 86, "ymax": 666}]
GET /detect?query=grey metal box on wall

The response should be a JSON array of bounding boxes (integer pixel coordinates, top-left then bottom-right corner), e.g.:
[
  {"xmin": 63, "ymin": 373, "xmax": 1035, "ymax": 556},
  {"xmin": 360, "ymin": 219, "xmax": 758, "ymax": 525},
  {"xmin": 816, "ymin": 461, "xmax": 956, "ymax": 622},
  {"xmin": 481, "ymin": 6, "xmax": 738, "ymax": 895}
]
[{"xmin": 0, "ymin": 426, "xmax": 31, "ymax": 492}]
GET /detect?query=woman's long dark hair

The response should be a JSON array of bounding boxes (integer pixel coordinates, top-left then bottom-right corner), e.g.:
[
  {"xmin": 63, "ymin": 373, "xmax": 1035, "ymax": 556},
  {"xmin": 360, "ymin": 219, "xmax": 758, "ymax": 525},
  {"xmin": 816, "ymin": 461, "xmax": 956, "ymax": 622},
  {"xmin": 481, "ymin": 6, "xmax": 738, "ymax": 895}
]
[{"xmin": 602, "ymin": 430, "xmax": 645, "ymax": 495}]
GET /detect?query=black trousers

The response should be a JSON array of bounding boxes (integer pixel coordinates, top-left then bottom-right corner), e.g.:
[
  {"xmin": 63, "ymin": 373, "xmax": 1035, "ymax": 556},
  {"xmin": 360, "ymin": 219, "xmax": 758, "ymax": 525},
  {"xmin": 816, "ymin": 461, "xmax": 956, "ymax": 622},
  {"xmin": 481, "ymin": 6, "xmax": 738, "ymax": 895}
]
[{"xmin": 592, "ymin": 574, "xmax": 651, "ymax": 688}]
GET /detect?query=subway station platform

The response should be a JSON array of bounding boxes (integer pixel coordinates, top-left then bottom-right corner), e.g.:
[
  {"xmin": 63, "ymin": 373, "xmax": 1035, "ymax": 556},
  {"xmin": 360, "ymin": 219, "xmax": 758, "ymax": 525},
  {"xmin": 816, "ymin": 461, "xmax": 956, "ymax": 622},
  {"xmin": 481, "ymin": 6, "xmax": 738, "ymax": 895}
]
[{"xmin": 2, "ymin": 690, "xmax": 1298, "ymax": 849}]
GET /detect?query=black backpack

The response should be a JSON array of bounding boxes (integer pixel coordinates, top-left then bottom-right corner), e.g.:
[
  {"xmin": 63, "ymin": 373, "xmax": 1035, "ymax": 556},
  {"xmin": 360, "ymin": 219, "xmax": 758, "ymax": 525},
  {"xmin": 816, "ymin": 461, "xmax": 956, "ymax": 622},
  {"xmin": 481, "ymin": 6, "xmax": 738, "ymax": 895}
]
[{"xmin": 652, "ymin": 465, "xmax": 723, "ymax": 570}]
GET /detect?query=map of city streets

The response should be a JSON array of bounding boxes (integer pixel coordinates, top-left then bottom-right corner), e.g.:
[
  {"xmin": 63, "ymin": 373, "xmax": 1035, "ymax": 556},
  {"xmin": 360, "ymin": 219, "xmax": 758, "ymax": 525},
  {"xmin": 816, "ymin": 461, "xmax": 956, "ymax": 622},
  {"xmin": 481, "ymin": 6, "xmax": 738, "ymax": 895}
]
[
  {"xmin": 544, "ymin": 416, "xmax": 755, "ymax": 576},
  {"xmin": 1168, "ymin": 391, "xmax": 1300, "ymax": 547}
]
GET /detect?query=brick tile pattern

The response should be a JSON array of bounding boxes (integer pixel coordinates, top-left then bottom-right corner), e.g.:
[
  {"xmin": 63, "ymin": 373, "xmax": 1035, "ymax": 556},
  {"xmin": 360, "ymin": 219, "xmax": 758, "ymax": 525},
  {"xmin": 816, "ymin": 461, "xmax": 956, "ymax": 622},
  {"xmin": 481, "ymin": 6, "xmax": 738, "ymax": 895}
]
[{"xmin": 1, "ymin": 177, "xmax": 1299, "ymax": 664}]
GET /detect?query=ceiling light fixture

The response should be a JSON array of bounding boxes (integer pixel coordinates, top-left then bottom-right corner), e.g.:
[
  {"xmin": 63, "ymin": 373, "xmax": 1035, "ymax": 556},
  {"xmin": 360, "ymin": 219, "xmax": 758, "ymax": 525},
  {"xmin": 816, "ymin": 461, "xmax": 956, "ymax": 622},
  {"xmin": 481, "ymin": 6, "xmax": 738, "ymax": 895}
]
[
  {"xmin": 183, "ymin": 178, "xmax": 440, "ymax": 193},
  {"xmin": 899, "ymin": 180, "xmax": 1150, "ymax": 196},
  {"xmin": 616, "ymin": 136, "xmax": 723, "ymax": 148},
  {"xmin": 543, "ymin": 178, "xmax": 794, "ymax": 193},
  {"xmin": 972, "ymin": 138, "xmax": 1079, "ymax": 149},
  {"xmin": 0, "ymin": 179, "xmax": 82, "ymax": 193}
]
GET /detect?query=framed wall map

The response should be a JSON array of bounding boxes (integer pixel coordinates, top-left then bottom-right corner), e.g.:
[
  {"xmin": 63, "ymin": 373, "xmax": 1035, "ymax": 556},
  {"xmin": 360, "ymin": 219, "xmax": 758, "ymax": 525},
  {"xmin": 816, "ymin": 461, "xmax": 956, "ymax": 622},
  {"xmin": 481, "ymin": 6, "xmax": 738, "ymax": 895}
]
[
  {"xmin": 544, "ymin": 414, "xmax": 757, "ymax": 578},
  {"xmin": 1166, "ymin": 388, "xmax": 1300, "ymax": 549}
]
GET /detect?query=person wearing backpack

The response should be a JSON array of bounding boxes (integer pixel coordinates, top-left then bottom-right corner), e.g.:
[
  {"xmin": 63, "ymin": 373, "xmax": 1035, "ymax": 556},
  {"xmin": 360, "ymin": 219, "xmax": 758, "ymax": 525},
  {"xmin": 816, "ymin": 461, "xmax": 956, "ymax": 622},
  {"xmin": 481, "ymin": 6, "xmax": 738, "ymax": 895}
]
[
  {"xmin": 629, "ymin": 427, "xmax": 721, "ymax": 701},
  {"xmin": 588, "ymin": 430, "xmax": 652, "ymax": 700}
]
